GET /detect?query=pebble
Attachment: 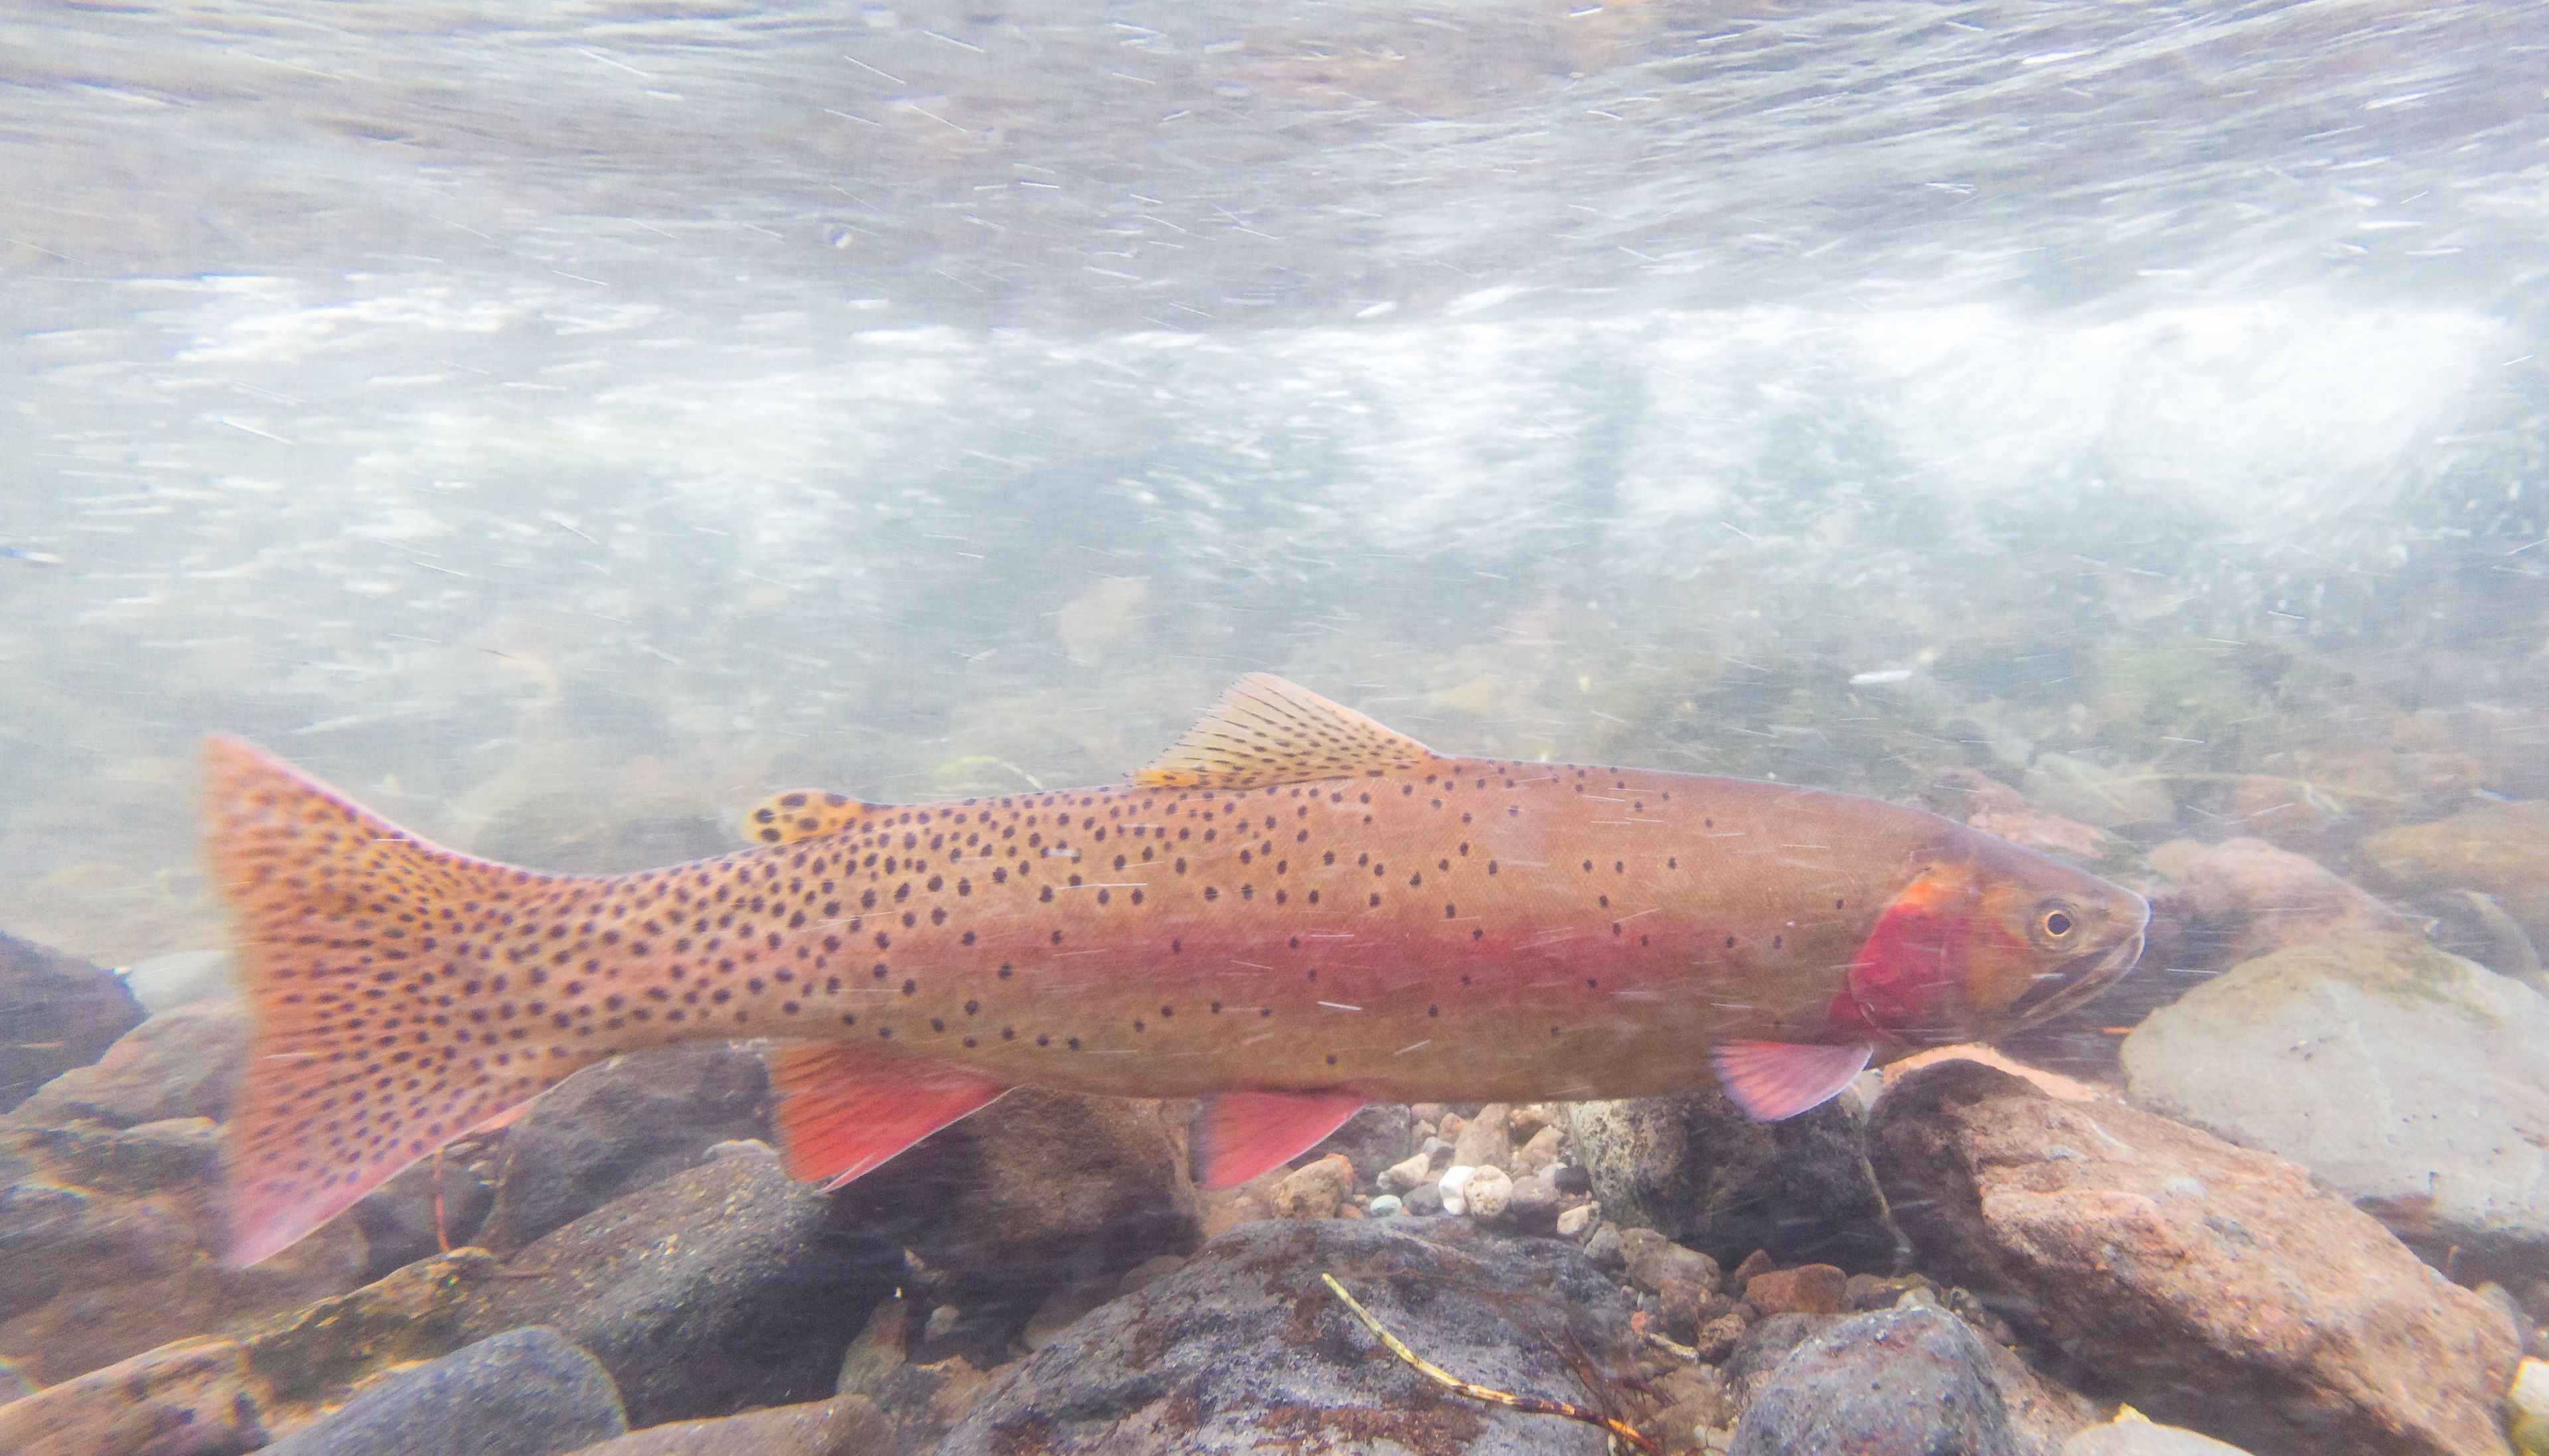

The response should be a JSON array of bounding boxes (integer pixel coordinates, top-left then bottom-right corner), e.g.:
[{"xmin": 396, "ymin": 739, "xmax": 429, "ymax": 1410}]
[
  {"xmin": 1619, "ymin": 1228, "xmax": 1722, "ymax": 1296},
  {"xmin": 1269, "ymin": 1153, "xmax": 1353, "ymax": 1219},
  {"xmin": 1503, "ymin": 1171, "xmax": 1559, "ymax": 1231},
  {"xmin": 1583, "ymin": 1222, "xmax": 1624, "ymax": 1270},
  {"xmin": 1510, "ymin": 1124, "xmax": 1565, "ymax": 1177},
  {"xmin": 1550, "ymin": 1163, "xmax": 1590, "ymax": 1195},
  {"xmin": 1872, "ymin": 1058, "xmax": 2520, "ymax": 1456},
  {"xmin": 1725, "ymin": 1249, "xmax": 1776, "ymax": 1297},
  {"xmin": 260, "ymin": 1327, "xmax": 627, "ymax": 1456},
  {"xmin": 1365, "ymin": 1194, "xmax": 1403, "ymax": 1218},
  {"xmin": 1402, "ymin": 1181, "xmax": 1444, "ymax": 1216},
  {"xmin": 1377, "ymin": 1151, "xmax": 1433, "ymax": 1195},
  {"xmin": 1742, "ymin": 1264, "xmax": 1845, "ymax": 1317},
  {"xmin": 1449, "ymin": 1102, "xmax": 1515, "ymax": 1173},
  {"xmin": 1438, "ymin": 1164, "xmax": 1478, "ymax": 1216},
  {"xmin": 1691, "ymin": 1311, "xmax": 1748, "ymax": 1362},
  {"xmin": 1462, "ymin": 1163, "xmax": 1514, "ymax": 1220},
  {"xmin": 2514, "ymin": 1359, "xmax": 2549, "ymax": 1456},
  {"xmin": 1555, "ymin": 1202, "xmax": 1596, "ymax": 1239},
  {"xmin": 1301, "ymin": 1104, "xmax": 1415, "ymax": 1188}
]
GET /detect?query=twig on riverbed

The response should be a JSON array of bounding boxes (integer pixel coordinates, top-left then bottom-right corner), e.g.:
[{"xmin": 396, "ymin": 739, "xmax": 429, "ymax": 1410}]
[{"xmin": 1321, "ymin": 1272, "xmax": 1659, "ymax": 1454}]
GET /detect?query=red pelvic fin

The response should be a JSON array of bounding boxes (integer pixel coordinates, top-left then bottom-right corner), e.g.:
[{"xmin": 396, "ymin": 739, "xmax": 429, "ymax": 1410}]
[
  {"xmin": 1190, "ymin": 1090, "xmax": 1365, "ymax": 1190},
  {"xmin": 768, "ymin": 1044, "xmax": 1008, "ymax": 1190},
  {"xmin": 1709, "ymin": 1041, "xmax": 1873, "ymax": 1122}
]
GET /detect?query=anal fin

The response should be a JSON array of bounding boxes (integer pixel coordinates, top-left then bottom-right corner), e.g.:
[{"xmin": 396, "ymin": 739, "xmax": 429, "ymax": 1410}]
[
  {"xmin": 1190, "ymin": 1090, "xmax": 1365, "ymax": 1189},
  {"xmin": 769, "ymin": 1045, "xmax": 1008, "ymax": 1190},
  {"xmin": 1709, "ymin": 1041, "xmax": 1873, "ymax": 1122}
]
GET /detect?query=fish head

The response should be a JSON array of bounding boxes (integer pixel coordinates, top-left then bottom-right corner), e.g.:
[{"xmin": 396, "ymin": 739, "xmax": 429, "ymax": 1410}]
[{"xmin": 1839, "ymin": 834, "xmax": 2148, "ymax": 1047}]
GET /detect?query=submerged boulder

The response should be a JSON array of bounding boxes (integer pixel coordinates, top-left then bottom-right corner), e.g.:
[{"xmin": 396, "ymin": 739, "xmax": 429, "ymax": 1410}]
[
  {"xmin": 260, "ymin": 1326, "xmax": 625, "ymax": 1456},
  {"xmin": 1729, "ymin": 1303, "xmax": 2096, "ymax": 1456},
  {"xmin": 2122, "ymin": 932, "xmax": 2549, "ymax": 1275},
  {"xmin": 931, "ymin": 1216, "xmax": 1646, "ymax": 1455},
  {"xmin": 2361, "ymin": 800, "xmax": 2549, "ymax": 940},
  {"xmin": 0, "ymin": 932, "xmax": 143, "ymax": 1116},
  {"xmin": 1567, "ymin": 1086, "xmax": 1894, "ymax": 1272},
  {"xmin": 1870, "ymin": 1058, "xmax": 2520, "ymax": 1456}
]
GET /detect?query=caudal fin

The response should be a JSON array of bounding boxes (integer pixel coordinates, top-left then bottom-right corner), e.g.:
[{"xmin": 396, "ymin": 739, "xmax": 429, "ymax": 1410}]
[{"xmin": 204, "ymin": 737, "xmax": 605, "ymax": 1266}]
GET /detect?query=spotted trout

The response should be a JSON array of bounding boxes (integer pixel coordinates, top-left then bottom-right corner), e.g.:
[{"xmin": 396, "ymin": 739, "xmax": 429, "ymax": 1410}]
[{"xmin": 206, "ymin": 674, "xmax": 2147, "ymax": 1265}]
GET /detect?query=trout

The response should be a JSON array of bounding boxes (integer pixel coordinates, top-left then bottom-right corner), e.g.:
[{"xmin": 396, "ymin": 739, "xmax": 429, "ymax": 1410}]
[{"xmin": 205, "ymin": 674, "xmax": 2147, "ymax": 1265}]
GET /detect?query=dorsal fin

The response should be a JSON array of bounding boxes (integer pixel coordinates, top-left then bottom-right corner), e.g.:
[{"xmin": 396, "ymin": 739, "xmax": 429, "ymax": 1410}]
[
  {"xmin": 739, "ymin": 789, "xmax": 872, "ymax": 846},
  {"xmin": 1132, "ymin": 674, "xmax": 1438, "ymax": 790}
]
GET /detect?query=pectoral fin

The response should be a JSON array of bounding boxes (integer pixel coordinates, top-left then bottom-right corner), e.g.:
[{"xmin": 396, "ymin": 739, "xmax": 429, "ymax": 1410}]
[{"xmin": 1709, "ymin": 1041, "xmax": 1873, "ymax": 1122}]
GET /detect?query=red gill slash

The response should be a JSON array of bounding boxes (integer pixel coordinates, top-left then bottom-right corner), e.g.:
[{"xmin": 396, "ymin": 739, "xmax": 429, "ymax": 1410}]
[{"xmin": 203, "ymin": 674, "xmax": 2147, "ymax": 1266}]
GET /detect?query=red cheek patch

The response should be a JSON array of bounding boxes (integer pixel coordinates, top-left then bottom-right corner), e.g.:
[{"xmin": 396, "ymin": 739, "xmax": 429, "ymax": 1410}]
[{"xmin": 1845, "ymin": 873, "xmax": 1975, "ymax": 1040}]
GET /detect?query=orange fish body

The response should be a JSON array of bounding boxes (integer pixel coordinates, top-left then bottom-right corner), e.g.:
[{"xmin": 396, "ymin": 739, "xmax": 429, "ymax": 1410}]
[{"xmin": 204, "ymin": 675, "xmax": 2146, "ymax": 1266}]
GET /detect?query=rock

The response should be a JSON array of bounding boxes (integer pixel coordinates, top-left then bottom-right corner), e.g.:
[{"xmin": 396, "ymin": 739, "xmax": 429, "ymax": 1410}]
[
  {"xmin": 1269, "ymin": 1154, "xmax": 1353, "ymax": 1220},
  {"xmin": 479, "ymin": 1043, "xmax": 773, "ymax": 1254},
  {"xmin": 1551, "ymin": 1163, "xmax": 1589, "ymax": 1195},
  {"xmin": 1462, "ymin": 1164, "xmax": 1513, "ymax": 1220},
  {"xmin": 0, "ymin": 1250, "xmax": 502, "ymax": 1454},
  {"xmin": 931, "ymin": 1216, "xmax": 1643, "ymax": 1455},
  {"xmin": 2362, "ymin": 800, "xmax": 2549, "ymax": 939},
  {"xmin": 1618, "ymin": 1228, "xmax": 1721, "ymax": 1296},
  {"xmin": 1742, "ymin": 1264, "xmax": 1845, "ymax": 1317},
  {"xmin": 1555, "ymin": 1202, "xmax": 1594, "ymax": 1239},
  {"xmin": 1420, "ymin": 1136, "xmax": 1456, "ymax": 1170},
  {"xmin": 1728, "ymin": 1305, "xmax": 2018, "ymax": 1456},
  {"xmin": 1726, "ymin": 1312, "xmax": 1839, "ymax": 1382},
  {"xmin": 0, "ymin": 1337, "xmax": 265, "ymax": 1456},
  {"xmin": 0, "ymin": 932, "xmax": 143, "ymax": 1116},
  {"xmin": 1438, "ymin": 1164, "xmax": 1478, "ymax": 1216},
  {"xmin": 5, "ymin": 1001, "xmax": 248, "ymax": 1131},
  {"xmin": 2147, "ymin": 837, "xmax": 2417, "ymax": 969},
  {"xmin": 1691, "ymin": 1312, "xmax": 1746, "ymax": 1361},
  {"xmin": 567, "ymin": 1396, "xmax": 891, "ymax": 1456},
  {"xmin": 2123, "ymin": 932, "xmax": 2549, "ymax": 1276},
  {"xmin": 1450, "ymin": 1101, "xmax": 1514, "ymax": 1172},
  {"xmin": 1511, "ymin": 1124, "xmax": 1565, "ymax": 1177},
  {"xmin": 1567, "ymin": 1088, "xmax": 1893, "ymax": 1272},
  {"xmin": 120, "ymin": 948, "xmax": 236, "ymax": 1012},
  {"xmin": 2510, "ymin": 1358, "xmax": 2549, "ymax": 1456},
  {"xmin": 1870, "ymin": 1058, "xmax": 2521, "ymax": 1456},
  {"xmin": 1504, "ymin": 1174, "xmax": 1561, "ymax": 1234},
  {"xmin": 459, "ymin": 1143, "xmax": 895, "ymax": 1426},
  {"xmin": 261, "ymin": 1327, "xmax": 624, "ymax": 1456},
  {"xmin": 830, "ymin": 1291, "xmax": 1002, "ymax": 1451},
  {"xmin": 1403, "ymin": 1181, "xmax": 1444, "ymax": 1217},
  {"xmin": 352, "ymin": 1137, "xmax": 504, "ymax": 1283},
  {"xmin": 1582, "ymin": 1222, "xmax": 1622, "ymax": 1270},
  {"xmin": 2064, "ymin": 1411, "xmax": 2260, "ymax": 1455},
  {"xmin": 1366, "ymin": 1194, "xmax": 1403, "ymax": 1218},
  {"xmin": 1302, "ymin": 1104, "xmax": 1413, "ymax": 1188},
  {"xmin": 1843, "ymin": 1272, "xmax": 1935, "ymax": 1312},
  {"xmin": 1378, "ymin": 1151, "xmax": 1434, "ymax": 1194},
  {"xmin": 1116, "ymin": 1254, "xmax": 1186, "ymax": 1296},
  {"xmin": 1724, "ymin": 1248, "xmax": 1774, "ymax": 1297},
  {"xmin": 1731, "ymin": 1305, "xmax": 2097, "ymax": 1456},
  {"xmin": 828, "ymin": 1090, "xmax": 1197, "ymax": 1319}
]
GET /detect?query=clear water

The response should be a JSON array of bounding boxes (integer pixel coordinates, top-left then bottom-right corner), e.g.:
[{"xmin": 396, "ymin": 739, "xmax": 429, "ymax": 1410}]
[{"xmin": 4, "ymin": 0, "xmax": 2546, "ymax": 1446}]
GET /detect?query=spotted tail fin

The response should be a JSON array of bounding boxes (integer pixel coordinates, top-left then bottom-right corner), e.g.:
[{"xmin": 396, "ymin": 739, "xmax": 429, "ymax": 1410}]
[{"xmin": 204, "ymin": 737, "xmax": 608, "ymax": 1266}]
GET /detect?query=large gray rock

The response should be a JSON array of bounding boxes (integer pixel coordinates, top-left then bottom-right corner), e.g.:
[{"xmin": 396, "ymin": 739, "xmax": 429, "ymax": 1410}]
[
  {"xmin": 2122, "ymin": 932, "xmax": 2549, "ymax": 1275},
  {"xmin": 1729, "ymin": 1305, "xmax": 2018, "ymax": 1456},
  {"xmin": 460, "ymin": 1143, "xmax": 896, "ymax": 1427},
  {"xmin": 262, "ymin": 1326, "xmax": 625, "ymax": 1456},
  {"xmin": 4, "ymin": 1001, "xmax": 247, "ymax": 1131},
  {"xmin": 1871, "ymin": 1058, "xmax": 2520, "ymax": 1456},
  {"xmin": 0, "ymin": 932, "xmax": 142, "ymax": 1116},
  {"xmin": 478, "ymin": 1043, "xmax": 773, "ymax": 1253},
  {"xmin": 1567, "ymin": 1088, "xmax": 1894, "ymax": 1272},
  {"xmin": 931, "ymin": 1216, "xmax": 1644, "ymax": 1455}
]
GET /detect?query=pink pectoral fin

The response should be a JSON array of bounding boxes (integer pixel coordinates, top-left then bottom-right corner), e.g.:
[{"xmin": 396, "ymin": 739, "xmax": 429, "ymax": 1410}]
[
  {"xmin": 1709, "ymin": 1041, "xmax": 1873, "ymax": 1122},
  {"xmin": 769, "ymin": 1045, "xmax": 1009, "ymax": 1191},
  {"xmin": 1190, "ymin": 1090, "xmax": 1366, "ymax": 1190}
]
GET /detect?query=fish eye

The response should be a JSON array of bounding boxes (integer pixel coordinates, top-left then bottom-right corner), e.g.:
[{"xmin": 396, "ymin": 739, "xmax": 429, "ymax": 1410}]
[{"xmin": 2041, "ymin": 908, "xmax": 2075, "ymax": 939}]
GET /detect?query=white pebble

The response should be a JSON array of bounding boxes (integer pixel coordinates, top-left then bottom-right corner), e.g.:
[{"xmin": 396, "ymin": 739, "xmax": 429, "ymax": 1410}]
[{"xmin": 1438, "ymin": 1164, "xmax": 1478, "ymax": 1216}]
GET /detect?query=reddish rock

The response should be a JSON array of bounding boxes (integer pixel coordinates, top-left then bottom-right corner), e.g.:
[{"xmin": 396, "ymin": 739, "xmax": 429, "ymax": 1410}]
[
  {"xmin": 1725, "ymin": 1249, "xmax": 1774, "ymax": 1297},
  {"xmin": 1742, "ymin": 1264, "xmax": 1846, "ymax": 1317},
  {"xmin": 1869, "ymin": 1059, "xmax": 2520, "ymax": 1456}
]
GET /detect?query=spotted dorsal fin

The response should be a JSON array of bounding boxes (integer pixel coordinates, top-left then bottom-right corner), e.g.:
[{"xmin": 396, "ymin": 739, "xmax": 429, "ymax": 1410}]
[
  {"xmin": 1132, "ymin": 674, "xmax": 1438, "ymax": 790},
  {"xmin": 739, "ymin": 789, "xmax": 873, "ymax": 846}
]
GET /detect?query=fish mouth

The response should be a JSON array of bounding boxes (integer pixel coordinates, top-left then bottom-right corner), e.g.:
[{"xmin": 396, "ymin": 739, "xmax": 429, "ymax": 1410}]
[{"xmin": 2004, "ymin": 929, "xmax": 2147, "ymax": 1029}]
